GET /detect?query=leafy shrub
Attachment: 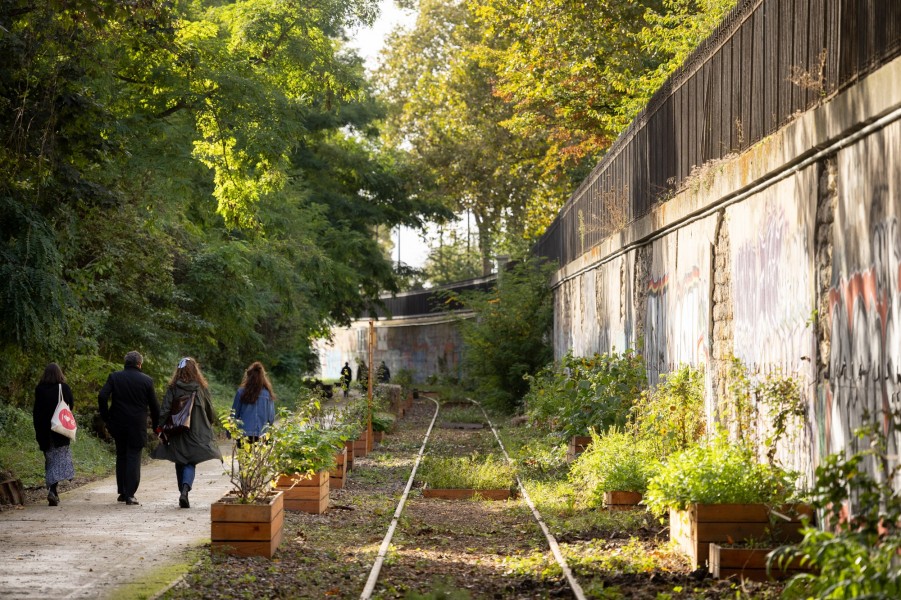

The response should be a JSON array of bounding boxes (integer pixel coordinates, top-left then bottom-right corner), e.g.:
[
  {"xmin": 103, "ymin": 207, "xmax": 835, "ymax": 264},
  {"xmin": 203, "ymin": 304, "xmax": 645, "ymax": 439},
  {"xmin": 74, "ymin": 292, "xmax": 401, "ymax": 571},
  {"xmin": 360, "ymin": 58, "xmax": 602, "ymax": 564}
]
[
  {"xmin": 419, "ymin": 454, "xmax": 516, "ymax": 490},
  {"xmin": 643, "ymin": 432, "xmax": 797, "ymax": 518},
  {"xmin": 524, "ymin": 350, "xmax": 647, "ymax": 438},
  {"xmin": 271, "ymin": 408, "xmax": 346, "ymax": 476},
  {"xmin": 630, "ymin": 363, "xmax": 706, "ymax": 460},
  {"xmin": 371, "ymin": 411, "xmax": 395, "ymax": 433},
  {"xmin": 775, "ymin": 424, "xmax": 901, "ymax": 599},
  {"xmin": 569, "ymin": 428, "xmax": 657, "ymax": 506}
]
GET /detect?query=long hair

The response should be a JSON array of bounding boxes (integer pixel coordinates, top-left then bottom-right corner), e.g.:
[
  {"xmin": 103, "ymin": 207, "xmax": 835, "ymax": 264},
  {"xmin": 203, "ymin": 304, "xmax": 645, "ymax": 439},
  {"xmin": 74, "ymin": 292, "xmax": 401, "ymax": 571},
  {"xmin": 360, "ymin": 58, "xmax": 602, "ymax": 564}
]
[
  {"xmin": 239, "ymin": 361, "xmax": 275, "ymax": 405},
  {"xmin": 39, "ymin": 363, "xmax": 65, "ymax": 385},
  {"xmin": 168, "ymin": 357, "xmax": 209, "ymax": 389}
]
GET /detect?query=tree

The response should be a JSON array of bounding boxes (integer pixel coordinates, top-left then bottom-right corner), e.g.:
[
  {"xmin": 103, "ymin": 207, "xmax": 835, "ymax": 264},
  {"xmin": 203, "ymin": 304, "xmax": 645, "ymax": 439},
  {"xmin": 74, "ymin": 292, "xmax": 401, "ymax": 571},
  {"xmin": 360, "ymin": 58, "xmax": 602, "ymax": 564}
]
[{"xmin": 449, "ymin": 257, "xmax": 555, "ymax": 411}]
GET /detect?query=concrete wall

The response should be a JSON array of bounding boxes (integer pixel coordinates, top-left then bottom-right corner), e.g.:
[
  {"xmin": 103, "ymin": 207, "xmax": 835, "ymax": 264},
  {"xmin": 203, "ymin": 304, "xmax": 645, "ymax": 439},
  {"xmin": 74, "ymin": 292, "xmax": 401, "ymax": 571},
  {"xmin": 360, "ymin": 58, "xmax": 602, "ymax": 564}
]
[
  {"xmin": 551, "ymin": 55, "xmax": 901, "ymax": 481},
  {"xmin": 315, "ymin": 315, "xmax": 469, "ymax": 384}
]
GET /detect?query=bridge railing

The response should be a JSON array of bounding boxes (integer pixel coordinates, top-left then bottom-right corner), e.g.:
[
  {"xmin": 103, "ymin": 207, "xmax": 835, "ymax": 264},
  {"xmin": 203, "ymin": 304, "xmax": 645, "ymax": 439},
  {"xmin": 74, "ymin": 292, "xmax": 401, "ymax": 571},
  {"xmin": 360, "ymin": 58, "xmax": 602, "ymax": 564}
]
[{"xmin": 534, "ymin": 0, "xmax": 901, "ymax": 267}]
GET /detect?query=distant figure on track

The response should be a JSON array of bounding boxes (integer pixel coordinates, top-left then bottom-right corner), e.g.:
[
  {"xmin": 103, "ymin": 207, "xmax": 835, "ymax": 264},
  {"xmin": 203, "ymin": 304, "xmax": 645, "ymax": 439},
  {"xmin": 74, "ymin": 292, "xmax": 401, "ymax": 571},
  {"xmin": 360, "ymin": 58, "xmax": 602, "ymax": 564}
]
[
  {"xmin": 33, "ymin": 363, "xmax": 75, "ymax": 506},
  {"xmin": 98, "ymin": 350, "xmax": 160, "ymax": 506},
  {"xmin": 377, "ymin": 361, "xmax": 391, "ymax": 384},
  {"xmin": 356, "ymin": 359, "xmax": 368, "ymax": 388},
  {"xmin": 152, "ymin": 357, "xmax": 222, "ymax": 509},
  {"xmin": 231, "ymin": 361, "xmax": 276, "ymax": 443},
  {"xmin": 340, "ymin": 362, "xmax": 353, "ymax": 398}
]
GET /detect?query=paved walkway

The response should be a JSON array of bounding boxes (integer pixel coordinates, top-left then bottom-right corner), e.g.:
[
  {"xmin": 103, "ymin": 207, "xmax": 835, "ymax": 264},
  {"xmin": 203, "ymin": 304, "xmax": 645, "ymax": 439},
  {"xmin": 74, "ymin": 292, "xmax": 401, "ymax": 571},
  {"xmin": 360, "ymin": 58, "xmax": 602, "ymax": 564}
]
[{"xmin": 0, "ymin": 449, "xmax": 233, "ymax": 599}]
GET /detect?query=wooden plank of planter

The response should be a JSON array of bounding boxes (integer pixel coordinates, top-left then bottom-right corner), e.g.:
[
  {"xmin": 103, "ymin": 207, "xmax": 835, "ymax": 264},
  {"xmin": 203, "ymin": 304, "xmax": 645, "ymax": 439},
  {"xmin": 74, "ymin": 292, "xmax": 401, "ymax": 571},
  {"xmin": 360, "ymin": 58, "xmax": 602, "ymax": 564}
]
[
  {"xmin": 211, "ymin": 527, "xmax": 284, "ymax": 559},
  {"xmin": 211, "ymin": 491, "xmax": 284, "ymax": 558},
  {"xmin": 276, "ymin": 471, "xmax": 330, "ymax": 514},
  {"xmin": 710, "ymin": 544, "xmax": 813, "ymax": 581},
  {"xmin": 345, "ymin": 441, "xmax": 355, "ymax": 470},
  {"xmin": 422, "ymin": 488, "xmax": 514, "ymax": 501},
  {"xmin": 330, "ymin": 447, "xmax": 347, "ymax": 489},
  {"xmin": 604, "ymin": 491, "xmax": 643, "ymax": 510},
  {"xmin": 671, "ymin": 503, "xmax": 809, "ymax": 569},
  {"xmin": 372, "ymin": 430, "xmax": 384, "ymax": 443}
]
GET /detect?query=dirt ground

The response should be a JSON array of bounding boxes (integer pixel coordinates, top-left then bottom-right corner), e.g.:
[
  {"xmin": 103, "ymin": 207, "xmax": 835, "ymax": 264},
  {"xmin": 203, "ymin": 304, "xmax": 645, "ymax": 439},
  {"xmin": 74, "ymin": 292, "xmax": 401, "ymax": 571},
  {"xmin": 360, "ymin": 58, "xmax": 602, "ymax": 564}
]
[{"xmin": 0, "ymin": 447, "xmax": 233, "ymax": 599}]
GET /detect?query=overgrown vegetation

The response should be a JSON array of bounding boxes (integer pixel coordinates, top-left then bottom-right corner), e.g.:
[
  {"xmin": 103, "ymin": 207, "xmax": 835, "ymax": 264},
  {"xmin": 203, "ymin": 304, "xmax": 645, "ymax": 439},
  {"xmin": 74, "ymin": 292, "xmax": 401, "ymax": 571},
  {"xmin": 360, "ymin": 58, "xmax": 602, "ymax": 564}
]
[{"xmin": 419, "ymin": 454, "xmax": 516, "ymax": 490}]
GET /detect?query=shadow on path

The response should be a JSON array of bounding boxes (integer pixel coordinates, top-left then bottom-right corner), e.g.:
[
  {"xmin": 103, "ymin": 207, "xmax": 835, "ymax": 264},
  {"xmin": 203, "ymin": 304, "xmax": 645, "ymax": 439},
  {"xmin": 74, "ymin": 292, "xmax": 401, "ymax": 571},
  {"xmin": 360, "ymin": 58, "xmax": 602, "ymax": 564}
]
[{"xmin": 0, "ymin": 445, "xmax": 233, "ymax": 600}]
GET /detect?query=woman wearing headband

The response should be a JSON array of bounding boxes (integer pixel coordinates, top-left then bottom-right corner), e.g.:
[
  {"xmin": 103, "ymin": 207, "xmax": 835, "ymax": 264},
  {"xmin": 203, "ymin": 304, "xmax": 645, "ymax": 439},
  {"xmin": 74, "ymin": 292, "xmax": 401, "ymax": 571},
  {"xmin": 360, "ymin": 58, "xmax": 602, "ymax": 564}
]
[{"xmin": 152, "ymin": 357, "xmax": 222, "ymax": 508}]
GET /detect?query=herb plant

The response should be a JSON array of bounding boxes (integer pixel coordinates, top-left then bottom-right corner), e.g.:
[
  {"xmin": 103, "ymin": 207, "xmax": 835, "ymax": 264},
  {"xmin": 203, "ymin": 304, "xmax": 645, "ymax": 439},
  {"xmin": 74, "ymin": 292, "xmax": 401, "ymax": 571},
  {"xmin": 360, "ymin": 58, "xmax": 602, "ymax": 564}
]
[
  {"xmin": 220, "ymin": 414, "xmax": 280, "ymax": 504},
  {"xmin": 630, "ymin": 363, "xmax": 705, "ymax": 460},
  {"xmin": 643, "ymin": 432, "xmax": 797, "ymax": 518},
  {"xmin": 569, "ymin": 428, "xmax": 656, "ymax": 507}
]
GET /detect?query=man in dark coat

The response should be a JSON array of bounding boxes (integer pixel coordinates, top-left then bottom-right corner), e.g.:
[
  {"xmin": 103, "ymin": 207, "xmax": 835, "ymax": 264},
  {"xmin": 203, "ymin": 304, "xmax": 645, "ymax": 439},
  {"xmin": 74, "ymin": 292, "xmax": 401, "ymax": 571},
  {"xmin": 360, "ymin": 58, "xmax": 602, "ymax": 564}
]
[
  {"xmin": 98, "ymin": 350, "xmax": 160, "ymax": 505},
  {"xmin": 340, "ymin": 362, "xmax": 352, "ymax": 398}
]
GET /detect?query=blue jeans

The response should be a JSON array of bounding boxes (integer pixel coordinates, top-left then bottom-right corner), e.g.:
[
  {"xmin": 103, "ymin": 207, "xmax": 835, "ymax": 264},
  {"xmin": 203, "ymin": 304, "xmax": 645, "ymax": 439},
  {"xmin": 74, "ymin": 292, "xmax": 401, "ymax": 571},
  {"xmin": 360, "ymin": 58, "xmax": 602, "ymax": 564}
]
[{"xmin": 175, "ymin": 463, "xmax": 196, "ymax": 491}]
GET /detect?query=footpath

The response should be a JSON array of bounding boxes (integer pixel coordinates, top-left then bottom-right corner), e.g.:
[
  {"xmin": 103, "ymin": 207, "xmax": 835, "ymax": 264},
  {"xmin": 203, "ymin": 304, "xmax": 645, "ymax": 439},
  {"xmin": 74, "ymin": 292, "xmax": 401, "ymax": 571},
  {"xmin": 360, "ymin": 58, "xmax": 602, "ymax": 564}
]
[{"xmin": 0, "ymin": 448, "xmax": 233, "ymax": 600}]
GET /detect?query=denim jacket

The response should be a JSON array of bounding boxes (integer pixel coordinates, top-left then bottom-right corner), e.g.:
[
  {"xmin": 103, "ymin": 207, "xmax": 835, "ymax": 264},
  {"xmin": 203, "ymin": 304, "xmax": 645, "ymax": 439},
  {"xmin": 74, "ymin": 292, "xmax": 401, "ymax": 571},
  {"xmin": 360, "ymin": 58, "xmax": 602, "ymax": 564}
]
[{"xmin": 231, "ymin": 388, "xmax": 275, "ymax": 437}]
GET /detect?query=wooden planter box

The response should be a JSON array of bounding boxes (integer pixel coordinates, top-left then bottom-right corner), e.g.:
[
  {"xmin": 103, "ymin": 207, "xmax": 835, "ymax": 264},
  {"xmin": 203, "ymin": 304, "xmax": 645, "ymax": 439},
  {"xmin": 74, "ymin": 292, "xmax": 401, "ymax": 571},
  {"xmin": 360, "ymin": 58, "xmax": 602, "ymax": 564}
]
[
  {"xmin": 345, "ymin": 440, "xmax": 355, "ymax": 471},
  {"xmin": 422, "ymin": 488, "xmax": 515, "ymax": 501},
  {"xmin": 329, "ymin": 447, "xmax": 348, "ymax": 490},
  {"xmin": 671, "ymin": 503, "xmax": 811, "ymax": 569},
  {"xmin": 603, "ymin": 491, "xmax": 643, "ymax": 511},
  {"xmin": 710, "ymin": 544, "xmax": 813, "ymax": 581},
  {"xmin": 372, "ymin": 430, "xmax": 384, "ymax": 443},
  {"xmin": 566, "ymin": 435, "xmax": 592, "ymax": 462},
  {"xmin": 353, "ymin": 429, "xmax": 369, "ymax": 458},
  {"xmin": 211, "ymin": 491, "xmax": 284, "ymax": 558},
  {"xmin": 275, "ymin": 471, "xmax": 330, "ymax": 514}
]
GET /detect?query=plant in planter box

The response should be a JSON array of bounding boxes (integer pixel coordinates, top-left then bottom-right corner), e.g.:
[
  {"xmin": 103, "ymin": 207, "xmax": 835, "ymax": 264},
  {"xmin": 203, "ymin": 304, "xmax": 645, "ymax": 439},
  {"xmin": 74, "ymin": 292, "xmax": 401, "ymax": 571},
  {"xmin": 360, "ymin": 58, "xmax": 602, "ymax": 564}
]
[
  {"xmin": 419, "ymin": 454, "xmax": 517, "ymax": 499},
  {"xmin": 644, "ymin": 431, "xmax": 803, "ymax": 569},
  {"xmin": 569, "ymin": 427, "xmax": 656, "ymax": 509},
  {"xmin": 270, "ymin": 409, "xmax": 345, "ymax": 513},
  {"xmin": 630, "ymin": 363, "xmax": 706, "ymax": 461},
  {"xmin": 371, "ymin": 412, "xmax": 395, "ymax": 434},
  {"xmin": 524, "ymin": 350, "xmax": 647, "ymax": 440},
  {"xmin": 212, "ymin": 415, "xmax": 285, "ymax": 557}
]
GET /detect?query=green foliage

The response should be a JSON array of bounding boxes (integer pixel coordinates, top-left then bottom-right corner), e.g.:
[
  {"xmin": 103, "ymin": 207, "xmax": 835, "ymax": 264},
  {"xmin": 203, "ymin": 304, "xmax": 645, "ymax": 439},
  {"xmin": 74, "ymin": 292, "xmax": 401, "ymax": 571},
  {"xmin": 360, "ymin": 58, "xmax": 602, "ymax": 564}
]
[
  {"xmin": 270, "ymin": 407, "xmax": 347, "ymax": 477},
  {"xmin": 440, "ymin": 405, "xmax": 485, "ymax": 425},
  {"xmin": 775, "ymin": 424, "xmax": 901, "ymax": 599},
  {"xmin": 219, "ymin": 413, "xmax": 280, "ymax": 504},
  {"xmin": 630, "ymin": 364, "xmax": 706, "ymax": 460},
  {"xmin": 643, "ymin": 432, "xmax": 798, "ymax": 518},
  {"xmin": 419, "ymin": 454, "xmax": 516, "ymax": 490},
  {"xmin": 524, "ymin": 349, "xmax": 647, "ymax": 438},
  {"xmin": 371, "ymin": 412, "xmax": 396, "ymax": 433},
  {"xmin": 570, "ymin": 428, "xmax": 657, "ymax": 505},
  {"xmin": 451, "ymin": 258, "xmax": 555, "ymax": 412},
  {"xmin": 720, "ymin": 359, "xmax": 807, "ymax": 464}
]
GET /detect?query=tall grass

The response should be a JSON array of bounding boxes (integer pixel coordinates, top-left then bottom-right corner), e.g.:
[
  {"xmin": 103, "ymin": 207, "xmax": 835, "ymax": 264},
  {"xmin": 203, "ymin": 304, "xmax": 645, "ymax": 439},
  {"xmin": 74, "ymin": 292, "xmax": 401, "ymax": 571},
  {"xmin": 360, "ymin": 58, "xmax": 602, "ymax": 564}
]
[{"xmin": 419, "ymin": 454, "xmax": 516, "ymax": 490}]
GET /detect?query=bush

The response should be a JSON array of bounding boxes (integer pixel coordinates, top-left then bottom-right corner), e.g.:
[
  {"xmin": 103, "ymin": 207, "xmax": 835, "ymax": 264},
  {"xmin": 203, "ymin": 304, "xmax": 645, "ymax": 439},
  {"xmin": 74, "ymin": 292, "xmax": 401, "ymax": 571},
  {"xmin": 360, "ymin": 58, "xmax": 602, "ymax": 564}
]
[
  {"xmin": 643, "ymin": 432, "xmax": 797, "ymax": 518},
  {"xmin": 569, "ymin": 428, "xmax": 656, "ymax": 507},
  {"xmin": 524, "ymin": 350, "xmax": 647, "ymax": 438},
  {"xmin": 630, "ymin": 363, "xmax": 705, "ymax": 460}
]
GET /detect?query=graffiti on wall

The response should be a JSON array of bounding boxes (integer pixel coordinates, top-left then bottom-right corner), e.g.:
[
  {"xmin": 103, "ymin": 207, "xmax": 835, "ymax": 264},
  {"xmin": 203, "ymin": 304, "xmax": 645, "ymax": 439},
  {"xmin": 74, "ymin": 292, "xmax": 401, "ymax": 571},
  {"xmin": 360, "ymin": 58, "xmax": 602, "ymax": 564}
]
[
  {"xmin": 828, "ymin": 217, "xmax": 901, "ymax": 460},
  {"xmin": 644, "ymin": 217, "xmax": 714, "ymax": 384},
  {"xmin": 827, "ymin": 121, "xmax": 901, "ymax": 475}
]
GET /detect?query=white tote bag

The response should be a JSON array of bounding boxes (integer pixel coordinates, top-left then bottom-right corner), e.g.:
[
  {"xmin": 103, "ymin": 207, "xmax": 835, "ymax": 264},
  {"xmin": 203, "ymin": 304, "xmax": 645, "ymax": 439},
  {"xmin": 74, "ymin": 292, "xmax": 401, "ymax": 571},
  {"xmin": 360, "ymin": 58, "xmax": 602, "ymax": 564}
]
[{"xmin": 50, "ymin": 384, "xmax": 77, "ymax": 441}]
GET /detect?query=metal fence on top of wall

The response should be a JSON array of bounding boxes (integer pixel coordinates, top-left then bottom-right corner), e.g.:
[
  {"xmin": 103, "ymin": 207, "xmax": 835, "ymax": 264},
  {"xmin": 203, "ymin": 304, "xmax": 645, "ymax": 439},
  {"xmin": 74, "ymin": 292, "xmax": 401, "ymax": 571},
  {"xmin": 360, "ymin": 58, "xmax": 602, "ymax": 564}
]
[{"xmin": 534, "ymin": 0, "xmax": 901, "ymax": 267}]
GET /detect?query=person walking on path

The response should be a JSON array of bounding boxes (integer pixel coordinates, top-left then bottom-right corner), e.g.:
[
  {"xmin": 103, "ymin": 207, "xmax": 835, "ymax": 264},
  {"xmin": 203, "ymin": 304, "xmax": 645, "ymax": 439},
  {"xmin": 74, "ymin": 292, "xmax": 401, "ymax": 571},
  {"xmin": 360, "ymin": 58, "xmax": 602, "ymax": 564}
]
[
  {"xmin": 152, "ymin": 357, "xmax": 222, "ymax": 508},
  {"xmin": 98, "ymin": 350, "xmax": 160, "ymax": 505},
  {"xmin": 33, "ymin": 363, "xmax": 76, "ymax": 506},
  {"xmin": 231, "ymin": 361, "xmax": 276, "ymax": 441},
  {"xmin": 376, "ymin": 360, "xmax": 391, "ymax": 383},
  {"xmin": 340, "ymin": 362, "xmax": 352, "ymax": 399}
]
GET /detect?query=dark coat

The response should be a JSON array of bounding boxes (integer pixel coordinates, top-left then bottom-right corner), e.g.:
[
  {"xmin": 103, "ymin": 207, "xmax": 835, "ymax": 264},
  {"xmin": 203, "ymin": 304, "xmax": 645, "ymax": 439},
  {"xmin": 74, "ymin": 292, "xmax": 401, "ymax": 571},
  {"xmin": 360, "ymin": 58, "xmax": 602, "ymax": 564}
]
[
  {"xmin": 33, "ymin": 382, "xmax": 74, "ymax": 452},
  {"xmin": 152, "ymin": 381, "xmax": 222, "ymax": 465},
  {"xmin": 98, "ymin": 366, "xmax": 160, "ymax": 448}
]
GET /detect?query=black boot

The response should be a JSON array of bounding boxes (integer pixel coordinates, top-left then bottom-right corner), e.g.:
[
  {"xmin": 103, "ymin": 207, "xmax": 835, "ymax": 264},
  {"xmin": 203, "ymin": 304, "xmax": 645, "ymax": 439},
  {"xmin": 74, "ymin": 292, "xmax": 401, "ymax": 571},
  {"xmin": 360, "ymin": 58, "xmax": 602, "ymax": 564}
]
[
  {"xmin": 179, "ymin": 483, "xmax": 190, "ymax": 508},
  {"xmin": 47, "ymin": 483, "xmax": 59, "ymax": 506}
]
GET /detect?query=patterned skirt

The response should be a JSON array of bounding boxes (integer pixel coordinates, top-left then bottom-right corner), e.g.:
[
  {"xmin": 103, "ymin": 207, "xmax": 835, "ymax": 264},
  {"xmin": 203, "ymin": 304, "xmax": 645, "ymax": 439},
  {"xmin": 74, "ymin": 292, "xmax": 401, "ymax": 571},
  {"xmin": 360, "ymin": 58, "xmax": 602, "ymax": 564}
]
[{"xmin": 44, "ymin": 445, "xmax": 75, "ymax": 487}]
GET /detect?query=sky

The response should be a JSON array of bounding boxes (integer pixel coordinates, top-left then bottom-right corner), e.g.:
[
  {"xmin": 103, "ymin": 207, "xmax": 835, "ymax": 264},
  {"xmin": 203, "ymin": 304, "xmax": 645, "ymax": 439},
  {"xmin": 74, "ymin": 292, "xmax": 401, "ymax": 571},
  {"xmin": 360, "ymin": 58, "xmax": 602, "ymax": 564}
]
[{"xmin": 346, "ymin": 1, "xmax": 435, "ymax": 270}]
